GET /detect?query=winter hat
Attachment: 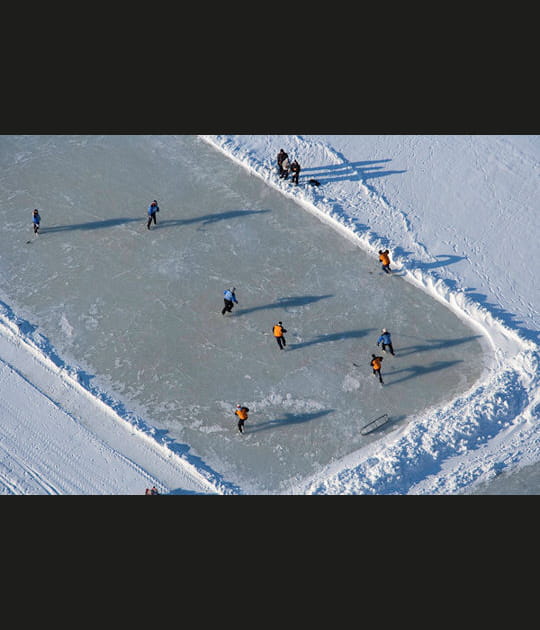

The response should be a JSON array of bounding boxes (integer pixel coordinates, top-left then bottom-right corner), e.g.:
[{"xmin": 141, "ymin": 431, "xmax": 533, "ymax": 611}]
[{"xmin": 382, "ymin": 328, "xmax": 387, "ymax": 333}]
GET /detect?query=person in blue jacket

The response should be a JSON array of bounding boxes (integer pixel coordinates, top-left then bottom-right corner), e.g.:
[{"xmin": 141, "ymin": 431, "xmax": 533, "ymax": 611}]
[
  {"xmin": 377, "ymin": 328, "xmax": 395, "ymax": 356},
  {"xmin": 146, "ymin": 200, "xmax": 160, "ymax": 229},
  {"xmin": 221, "ymin": 287, "xmax": 238, "ymax": 315},
  {"xmin": 32, "ymin": 209, "xmax": 41, "ymax": 234}
]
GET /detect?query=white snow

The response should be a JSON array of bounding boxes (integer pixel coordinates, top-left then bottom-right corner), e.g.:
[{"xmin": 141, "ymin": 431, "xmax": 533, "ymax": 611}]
[{"xmin": 0, "ymin": 134, "xmax": 538, "ymax": 494}]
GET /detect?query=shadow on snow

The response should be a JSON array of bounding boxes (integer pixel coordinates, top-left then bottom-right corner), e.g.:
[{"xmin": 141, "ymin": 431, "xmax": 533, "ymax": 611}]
[{"xmin": 300, "ymin": 159, "xmax": 406, "ymax": 184}]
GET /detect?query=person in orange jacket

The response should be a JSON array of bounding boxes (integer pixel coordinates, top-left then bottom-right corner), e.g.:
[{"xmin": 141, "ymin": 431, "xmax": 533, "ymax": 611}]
[
  {"xmin": 272, "ymin": 321, "xmax": 287, "ymax": 349},
  {"xmin": 378, "ymin": 249, "xmax": 392, "ymax": 274},
  {"xmin": 235, "ymin": 404, "xmax": 249, "ymax": 433},
  {"xmin": 370, "ymin": 354, "xmax": 384, "ymax": 384}
]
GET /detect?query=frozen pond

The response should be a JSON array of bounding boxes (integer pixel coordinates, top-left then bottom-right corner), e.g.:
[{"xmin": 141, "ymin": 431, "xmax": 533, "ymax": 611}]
[{"xmin": 0, "ymin": 136, "xmax": 487, "ymax": 493}]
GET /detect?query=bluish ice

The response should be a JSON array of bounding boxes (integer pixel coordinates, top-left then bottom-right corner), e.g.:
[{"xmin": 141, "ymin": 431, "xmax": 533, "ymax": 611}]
[{"xmin": 0, "ymin": 135, "xmax": 487, "ymax": 493}]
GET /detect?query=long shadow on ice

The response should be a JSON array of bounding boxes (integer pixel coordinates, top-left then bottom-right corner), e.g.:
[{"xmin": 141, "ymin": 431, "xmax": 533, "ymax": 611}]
[
  {"xmin": 234, "ymin": 294, "xmax": 334, "ymax": 316},
  {"xmin": 395, "ymin": 335, "xmax": 482, "ymax": 358},
  {"xmin": 153, "ymin": 208, "xmax": 270, "ymax": 230},
  {"xmin": 247, "ymin": 409, "xmax": 334, "ymax": 434},
  {"xmin": 289, "ymin": 328, "xmax": 374, "ymax": 350},
  {"xmin": 383, "ymin": 359, "xmax": 463, "ymax": 386},
  {"xmin": 42, "ymin": 217, "xmax": 142, "ymax": 232}
]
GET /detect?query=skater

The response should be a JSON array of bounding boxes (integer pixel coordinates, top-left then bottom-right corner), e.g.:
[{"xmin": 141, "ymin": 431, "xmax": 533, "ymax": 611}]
[
  {"xmin": 370, "ymin": 354, "xmax": 384, "ymax": 384},
  {"xmin": 273, "ymin": 321, "xmax": 287, "ymax": 349},
  {"xmin": 290, "ymin": 159, "xmax": 301, "ymax": 185},
  {"xmin": 221, "ymin": 287, "xmax": 238, "ymax": 315},
  {"xmin": 145, "ymin": 486, "xmax": 160, "ymax": 495},
  {"xmin": 146, "ymin": 200, "xmax": 160, "ymax": 229},
  {"xmin": 377, "ymin": 328, "xmax": 395, "ymax": 356},
  {"xmin": 235, "ymin": 404, "xmax": 249, "ymax": 433},
  {"xmin": 378, "ymin": 249, "xmax": 392, "ymax": 274},
  {"xmin": 280, "ymin": 155, "xmax": 290, "ymax": 180},
  {"xmin": 32, "ymin": 209, "xmax": 41, "ymax": 234},
  {"xmin": 277, "ymin": 149, "xmax": 288, "ymax": 176}
]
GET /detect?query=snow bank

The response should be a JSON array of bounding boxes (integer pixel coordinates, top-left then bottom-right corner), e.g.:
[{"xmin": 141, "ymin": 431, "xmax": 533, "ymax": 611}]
[
  {"xmin": 200, "ymin": 134, "xmax": 540, "ymax": 494},
  {"xmin": 0, "ymin": 299, "xmax": 236, "ymax": 495}
]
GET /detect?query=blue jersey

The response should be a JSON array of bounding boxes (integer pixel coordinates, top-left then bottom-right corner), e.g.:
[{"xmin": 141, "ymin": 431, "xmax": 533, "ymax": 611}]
[
  {"xmin": 224, "ymin": 290, "xmax": 238, "ymax": 303},
  {"xmin": 377, "ymin": 332, "xmax": 392, "ymax": 345}
]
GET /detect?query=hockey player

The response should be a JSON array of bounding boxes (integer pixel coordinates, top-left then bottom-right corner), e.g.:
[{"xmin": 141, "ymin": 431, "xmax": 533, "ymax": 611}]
[
  {"xmin": 235, "ymin": 404, "xmax": 249, "ymax": 433},
  {"xmin": 370, "ymin": 354, "xmax": 384, "ymax": 384},
  {"xmin": 377, "ymin": 329, "xmax": 395, "ymax": 356},
  {"xmin": 32, "ymin": 209, "xmax": 41, "ymax": 234},
  {"xmin": 222, "ymin": 287, "xmax": 239, "ymax": 315},
  {"xmin": 273, "ymin": 321, "xmax": 287, "ymax": 349},
  {"xmin": 378, "ymin": 249, "xmax": 392, "ymax": 274},
  {"xmin": 147, "ymin": 200, "xmax": 160, "ymax": 229}
]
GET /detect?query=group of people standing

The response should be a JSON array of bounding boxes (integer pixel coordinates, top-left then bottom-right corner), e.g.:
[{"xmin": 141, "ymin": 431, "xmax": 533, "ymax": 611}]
[{"xmin": 277, "ymin": 149, "xmax": 301, "ymax": 185}]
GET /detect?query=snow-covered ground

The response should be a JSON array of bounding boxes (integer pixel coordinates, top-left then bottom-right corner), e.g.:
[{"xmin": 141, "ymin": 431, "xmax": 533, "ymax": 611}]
[{"xmin": 0, "ymin": 134, "xmax": 538, "ymax": 494}]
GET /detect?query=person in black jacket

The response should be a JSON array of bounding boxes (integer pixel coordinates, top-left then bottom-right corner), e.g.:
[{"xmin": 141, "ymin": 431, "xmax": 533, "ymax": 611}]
[
  {"xmin": 280, "ymin": 156, "xmax": 290, "ymax": 180},
  {"xmin": 290, "ymin": 159, "xmax": 301, "ymax": 185},
  {"xmin": 277, "ymin": 149, "xmax": 288, "ymax": 176}
]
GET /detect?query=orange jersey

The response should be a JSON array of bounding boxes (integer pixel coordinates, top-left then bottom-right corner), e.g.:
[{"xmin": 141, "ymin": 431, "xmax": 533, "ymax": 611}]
[
  {"xmin": 371, "ymin": 357, "xmax": 383, "ymax": 370},
  {"xmin": 235, "ymin": 408, "xmax": 249, "ymax": 421},
  {"xmin": 273, "ymin": 325, "xmax": 284, "ymax": 337},
  {"xmin": 379, "ymin": 251, "xmax": 390, "ymax": 266}
]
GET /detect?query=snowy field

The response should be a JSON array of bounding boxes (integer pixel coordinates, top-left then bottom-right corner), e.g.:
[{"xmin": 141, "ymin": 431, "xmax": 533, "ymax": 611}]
[{"xmin": 0, "ymin": 134, "xmax": 538, "ymax": 494}]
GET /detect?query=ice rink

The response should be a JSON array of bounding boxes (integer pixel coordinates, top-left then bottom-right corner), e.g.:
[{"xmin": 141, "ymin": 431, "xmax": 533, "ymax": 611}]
[{"xmin": 0, "ymin": 136, "xmax": 487, "ymax": 493}]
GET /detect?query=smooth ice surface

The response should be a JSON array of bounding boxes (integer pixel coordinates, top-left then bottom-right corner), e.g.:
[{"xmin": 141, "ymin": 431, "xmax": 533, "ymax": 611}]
[{"xmin": 0, "ymin": 135, "xmax": 486, "ymax": 493}]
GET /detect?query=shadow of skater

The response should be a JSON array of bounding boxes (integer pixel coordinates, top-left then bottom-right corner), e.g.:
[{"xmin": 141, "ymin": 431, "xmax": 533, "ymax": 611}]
[
  {"xmin": 247, "ymin": 409, "xmax": 334, "ymax": 434},
  {"xmin": 395, "ymin": 335, "xmax": 482, "ymax": 358},
  {"xmin": 152, "ymin": 209, "xmax": 271, "ymax": 230},
  {"xmin": 289, "ymin": 328, "xmax": 373, "ymax": 351},
  {"xmin": 42, "ymin": 217, "xmax": 142, "ymax": 233},
  {"xmin": 235, "ymin": 294, "xmax": 333, "ymax": 317},
  {"xmin": 383, "ymin": 359, "xmax": 463, "ymax": 386}
]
